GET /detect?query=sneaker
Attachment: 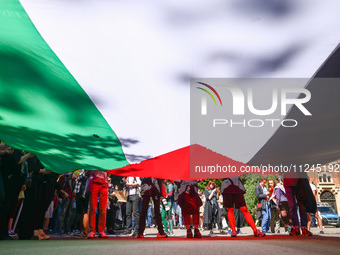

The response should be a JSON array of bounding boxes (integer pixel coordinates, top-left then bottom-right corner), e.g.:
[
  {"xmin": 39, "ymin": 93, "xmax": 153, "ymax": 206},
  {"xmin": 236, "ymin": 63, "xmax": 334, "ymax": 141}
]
[
  {"xmin": 289, "ymin": 227, "xmax": 301, "ymax": 236},
  {"xmin": 38, "ymin": 229, "xmax": 50, "ymax": 240},
  {"xmin": 254, "ymin": 229, "xmax": 266, "ymax": 237},
  {"xmin": 98, "ymin": 232, "xmax": 108, "ymax": 238},
  {"xmin": 194, "ymin": 229, "xmax": 202, "ymax": 238},
  {"xmin": 320, "ymin": 230, "xmax": 324, "ymax": 234},
  {"xmin": 87, "ymin": 232, "xmax": 95, "ymax": 239},
  {"xmin": 231, "ymin": 230, "xmax": 237, "ymax": 237},
  {"xmin": 209, "ymin": 230, "xmax": 214, "ymax": 236},
  {"xmin": 8, "ymin": 230, "xmax": 17, "ymax": 237},
  {"xmin": 168, "ymin": 232, "xmax": 175, "ymax": 236},
  {"xmin": 227, "ymin": 230, "xmax": 232, "ymax": 235},
  {"xmin": 33, "ymin": 230, "xmax": 44, "ymax": 240},
  {"xmin": 301, "ymin": 228, "xmax": 313, "ymax": 236},
  {"xmin": 186, "ymin": 229, "xmax": 193, "ymax": 238},
  {"xmin": 157, "ymin": 233, "xmax": 168, "ymax": 238},
  {"xmin": 219, "ymin": 230, "xmax": 227, "ymax": 235},
  {"xmin": 237, "ymin": 229, "xmax": 242, "ymax": 234},
  {"xmin": 75, "ymin": 232, "xmax": 88, "ymax": 239},
  {"xmin": 136, "ymin": 234, "xmax": 144, "ymax": 238}
]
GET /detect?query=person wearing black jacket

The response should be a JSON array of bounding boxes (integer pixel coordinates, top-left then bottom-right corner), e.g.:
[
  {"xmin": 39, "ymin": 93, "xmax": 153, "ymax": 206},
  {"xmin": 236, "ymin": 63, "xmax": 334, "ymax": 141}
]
[{"xmin": 137, "ymin": 178, "xmax": 167, "ymax": 238}]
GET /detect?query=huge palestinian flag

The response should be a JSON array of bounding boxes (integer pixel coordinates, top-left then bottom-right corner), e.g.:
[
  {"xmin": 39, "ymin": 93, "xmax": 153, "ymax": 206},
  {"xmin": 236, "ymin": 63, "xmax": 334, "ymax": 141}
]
[{"xmin": 1, "ymin": 0, "xmax": 340, "ymax": 177}]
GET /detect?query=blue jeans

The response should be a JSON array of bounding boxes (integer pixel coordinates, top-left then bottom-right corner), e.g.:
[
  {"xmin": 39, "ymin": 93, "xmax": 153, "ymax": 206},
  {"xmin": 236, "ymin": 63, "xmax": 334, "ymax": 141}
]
[
  {"xmin": 261, "ymin": 203, "xmax": 271, "ymax": 232},
  {"xmin": 147, "ymin": 205, "xmax": 152, "ymax": 227},
  {"xmin": 174, "ymin": 203, "xmax": 183, "ymax": 226}
]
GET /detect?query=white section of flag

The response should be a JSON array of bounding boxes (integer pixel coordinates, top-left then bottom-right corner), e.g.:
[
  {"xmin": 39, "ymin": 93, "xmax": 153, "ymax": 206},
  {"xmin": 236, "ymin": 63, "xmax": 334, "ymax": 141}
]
[{"xmin": 20, "ymin": 0, "xmax": 340, "ymax": 163}]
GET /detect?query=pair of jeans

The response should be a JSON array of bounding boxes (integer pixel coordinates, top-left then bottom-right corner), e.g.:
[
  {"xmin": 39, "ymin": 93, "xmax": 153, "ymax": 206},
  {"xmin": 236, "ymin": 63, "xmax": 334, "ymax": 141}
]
[
  {"xmin": 57, "ymin": 197, "xmax": 72, "ymax": 232},
  {"xmin": 126, "ymin": 194, "xmax": 140, "ymax": 233},
  {"xmin": 147, "ymin": 205, "xmax": 153, "ymax": 227},
  {"xmin": 261, "ymin": 203, "xmax": 271, "ymax": 232},
  {"xmin": 173, "ymin": 202, "xmax": 183, "ymax": 226}
]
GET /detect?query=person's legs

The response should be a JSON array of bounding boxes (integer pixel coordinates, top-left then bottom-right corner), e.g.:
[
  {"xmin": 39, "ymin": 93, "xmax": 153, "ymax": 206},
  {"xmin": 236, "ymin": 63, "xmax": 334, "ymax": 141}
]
[
  {"xmin": 83, "ymin": 213, "xmax": 89, "ymax": 234},
  {"xmin": 153, "ymin": 195, "xmax": 165, "ymax": 235},
  {"xmin": 161, "ymin": 206, "xmax": 168, "ymax": 233},
  {"xmin": 227, "ymin": 208, "xmax": 236, "ymax": 231},
  {"xmin": 147, "ymin": 204, "xmax": 152, "ymax": 227},
  {"xmin": 239, "ymin": 206, "xmax": 257, "ymax": 232},
  {"xmin": 285, "ymin": 186, "xmax": 299, "ymax": 227},
  {"xmin": 234, "ymin": 208, "xmax": 241, "ymax": 229},
  {"xmin": 57, "ymin": 197, "xmax": 70, "ymax": 232},
  {"xmin": 315, "ymin": 212, "xmax": 324, "ymax": 231},
  {"xmin": 261, "ymin": 208, "xmax": 268, "ymax": 232},
  {"xmin": 275, "ymin": 209, "xmax": 281, "ymax": 233},
  {"xmin": 89, "ymin": 183, "xmax": 99, "ymax": 233},
  {"xmin": 132, "ymin": 195, "xmax": 140, "ymax": 233},
  {"xmin": 307, "ymin": 213, "xmax": 312, "ymax": 230},
  {"xmin": 177, "ymin": 205, "xmax": 183, "ymax": 227},
  {"xmin": 138, "ymin": 196, "xmax": 150, "ymax": 235},
  {"xmin": 261, "ymin": 204, "xmax": 270, "ymax": 232},
  {"xmin": 64, "ymin": 197, "xmax": 74, "ymax": 233},
  {"xmin": 125, "ymin": 196, "xmax": 132, "ymax": 233},
  {"xmin": 270, "ymin": 209, "xmax": 275, "ymax": 233},
  {"xmin": 168, "ymin": 202, "xmax": 173, "ymax": 233},
  {"xmin": 98, "ymin": 185, "xmax": 108, "ymax": 233},
  {"xmin": 297, "ymin": 200, "xmax": 307, "ymax": 228}
]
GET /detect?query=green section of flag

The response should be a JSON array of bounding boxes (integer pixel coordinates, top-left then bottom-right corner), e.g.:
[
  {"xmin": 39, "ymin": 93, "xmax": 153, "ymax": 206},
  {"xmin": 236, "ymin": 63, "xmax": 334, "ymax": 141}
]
[{"xmin": 0, "ymin": 0, "xmax": 128, "ymax": 173}]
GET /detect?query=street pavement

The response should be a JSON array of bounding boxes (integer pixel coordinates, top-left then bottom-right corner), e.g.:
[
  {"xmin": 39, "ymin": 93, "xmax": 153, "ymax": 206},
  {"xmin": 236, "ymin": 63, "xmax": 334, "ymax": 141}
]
[{"xmin": 1, "ymin": 226, "xmax": 339, "ymax": 255}]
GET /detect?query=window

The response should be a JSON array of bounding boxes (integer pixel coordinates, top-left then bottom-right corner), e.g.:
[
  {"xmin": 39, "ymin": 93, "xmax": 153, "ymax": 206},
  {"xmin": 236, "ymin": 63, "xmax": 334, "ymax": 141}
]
[{"xmin": 318, "ymin": 173, "xmax": 332, "ymax": 183}]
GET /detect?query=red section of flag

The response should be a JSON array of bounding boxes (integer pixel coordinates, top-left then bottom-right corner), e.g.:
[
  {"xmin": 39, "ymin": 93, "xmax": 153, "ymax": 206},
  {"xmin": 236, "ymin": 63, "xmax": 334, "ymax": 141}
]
[{"xmin": 107, "ymin": 144, "xmax": 280, "ymax": 180}]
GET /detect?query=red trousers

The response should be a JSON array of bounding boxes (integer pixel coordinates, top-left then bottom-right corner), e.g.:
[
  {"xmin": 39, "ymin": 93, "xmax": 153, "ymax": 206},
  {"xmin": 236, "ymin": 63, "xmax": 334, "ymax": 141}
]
[{"xmin": 89, "ymin": 182, "xmax": 108, "ymax": 233}]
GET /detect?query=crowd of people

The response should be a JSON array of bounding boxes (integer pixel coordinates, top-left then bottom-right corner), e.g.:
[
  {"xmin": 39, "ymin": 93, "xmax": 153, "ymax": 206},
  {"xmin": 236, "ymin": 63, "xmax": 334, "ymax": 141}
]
[{"xmin": 0, "ymin": 142, "xmax": 319, "ymax": 240}]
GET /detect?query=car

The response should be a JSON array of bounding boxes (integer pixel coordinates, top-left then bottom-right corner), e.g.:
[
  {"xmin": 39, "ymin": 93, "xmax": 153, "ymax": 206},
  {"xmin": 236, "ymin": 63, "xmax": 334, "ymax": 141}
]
[{"xmin": 317, "ymin": 202, "xmax": 339, "ymax": 227}]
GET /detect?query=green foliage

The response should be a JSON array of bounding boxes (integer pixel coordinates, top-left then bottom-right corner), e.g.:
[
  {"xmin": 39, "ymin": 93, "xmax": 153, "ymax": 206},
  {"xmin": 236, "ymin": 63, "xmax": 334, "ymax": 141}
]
[
  {"xmin": 198, "ymin": 178, "xmax": 222, "ymax": 191},
  {"xmin": 241, "ymin": 174, "xmax": 260, "ymax": 217}
]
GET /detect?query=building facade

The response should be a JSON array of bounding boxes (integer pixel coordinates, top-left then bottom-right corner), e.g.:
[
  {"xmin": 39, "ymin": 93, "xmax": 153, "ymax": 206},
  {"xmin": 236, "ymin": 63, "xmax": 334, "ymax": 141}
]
[{"xmin": 308, "ymin": 160, "xmax": 340, "ymax": 214}]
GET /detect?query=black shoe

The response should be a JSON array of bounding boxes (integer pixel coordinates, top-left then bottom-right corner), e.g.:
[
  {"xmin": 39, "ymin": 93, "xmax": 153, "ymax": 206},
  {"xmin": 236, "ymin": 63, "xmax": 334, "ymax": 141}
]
[
  {"xmin": 194, "ymin": 229, "xmax": 202, "ymax": 238},
  {"xmin": 186, "ymin": 229, "xmax": 193, "ymax": 238},
  {"xmin": 219, "ymin": 230, "xmax": 227, "ymax": 235}
]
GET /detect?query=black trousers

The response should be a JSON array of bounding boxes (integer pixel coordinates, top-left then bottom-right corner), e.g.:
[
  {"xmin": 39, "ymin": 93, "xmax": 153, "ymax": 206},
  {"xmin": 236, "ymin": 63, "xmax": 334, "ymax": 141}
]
[
  {"xmin": 138, "ymin": 195, "xmax": 164, "ymax": 235},
  {"xmin": 18, "ymin": 179, "xmax": 55, "ymax": 239},
  {"xmin": 0, "ymin": 175, "xmax": 25, "ymax": 239},
  {"xmin": 106, "ymin": 208, "xmax": 117, "ymax": 231}
]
